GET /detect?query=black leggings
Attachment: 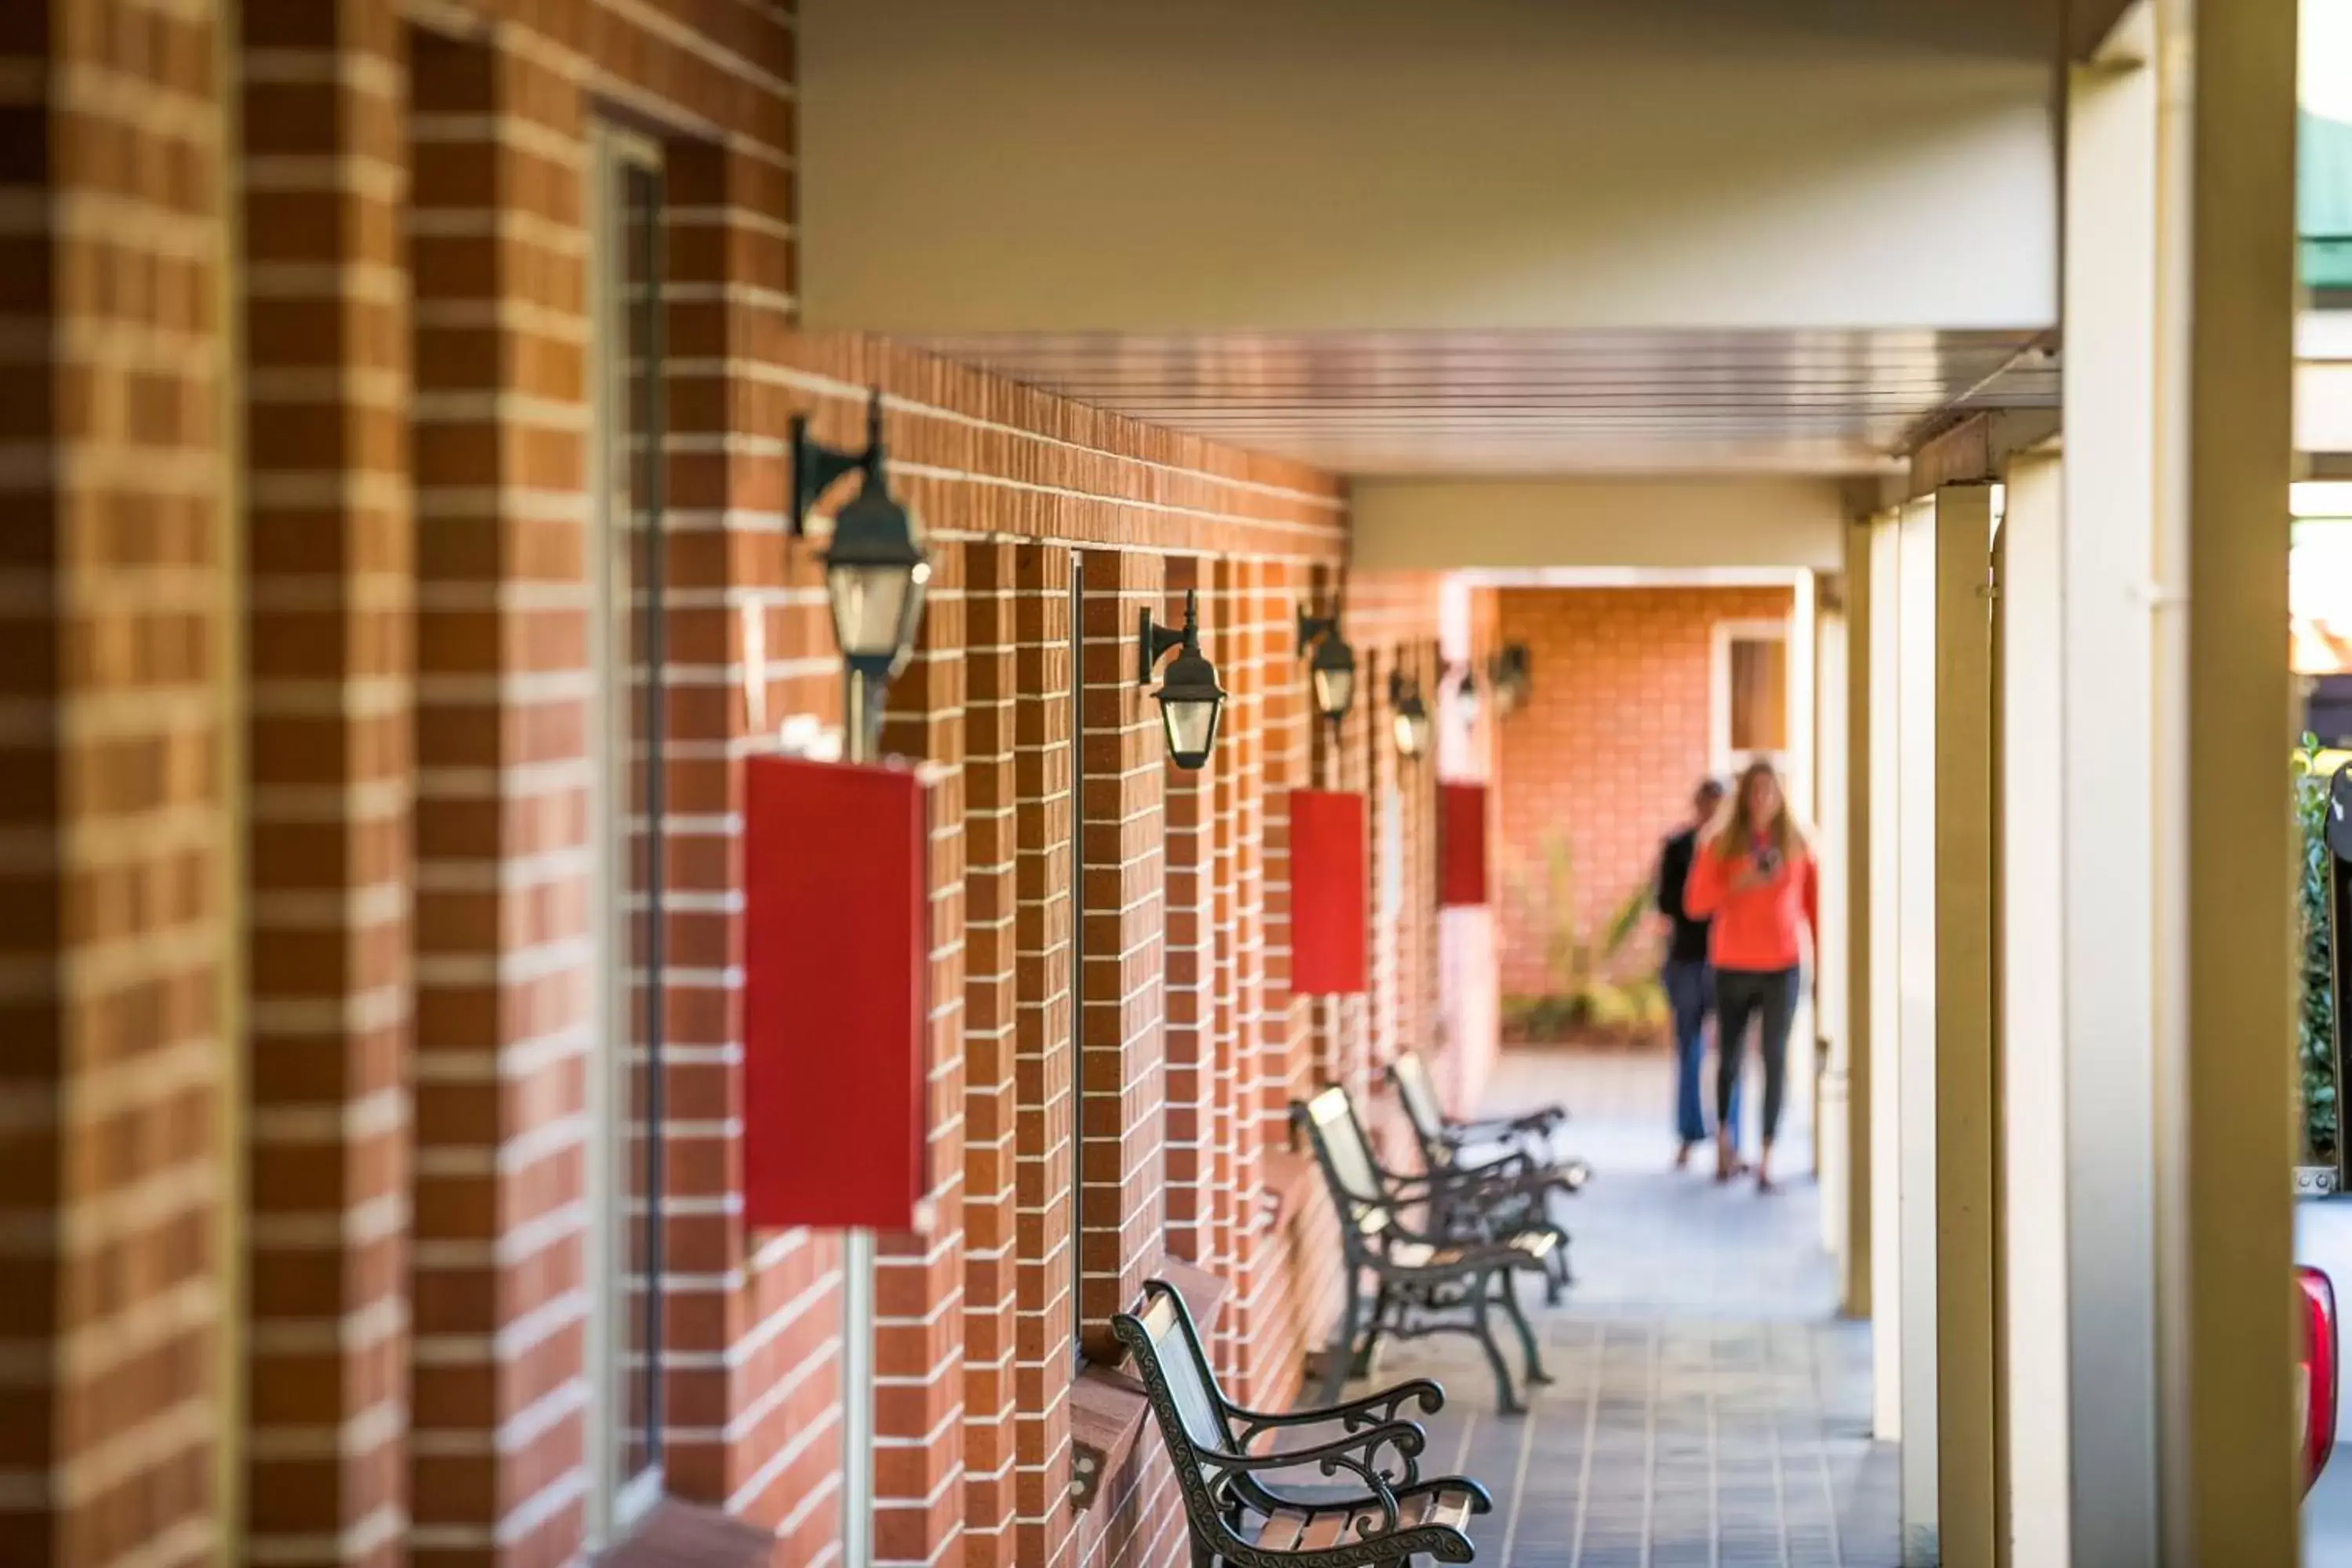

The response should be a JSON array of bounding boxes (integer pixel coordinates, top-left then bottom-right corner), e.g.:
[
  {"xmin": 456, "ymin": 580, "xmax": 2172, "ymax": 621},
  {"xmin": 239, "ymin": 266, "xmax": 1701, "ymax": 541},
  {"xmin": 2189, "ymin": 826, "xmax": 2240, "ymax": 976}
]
[{"xmin": 1715, "ymin": 967, "xmax": 1801, "ymax": 1145}]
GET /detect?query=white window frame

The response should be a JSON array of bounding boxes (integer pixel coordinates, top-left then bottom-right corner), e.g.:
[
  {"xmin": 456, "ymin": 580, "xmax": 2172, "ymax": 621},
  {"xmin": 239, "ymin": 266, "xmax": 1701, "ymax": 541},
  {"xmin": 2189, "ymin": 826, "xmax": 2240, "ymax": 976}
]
[
  {"xmin": 1710, "ymin": 616, "xmax": 1795, "ymax": 778},
  {"xmin": 585, "ymin": 120, "xmax": 667, "ymax": 1550}
]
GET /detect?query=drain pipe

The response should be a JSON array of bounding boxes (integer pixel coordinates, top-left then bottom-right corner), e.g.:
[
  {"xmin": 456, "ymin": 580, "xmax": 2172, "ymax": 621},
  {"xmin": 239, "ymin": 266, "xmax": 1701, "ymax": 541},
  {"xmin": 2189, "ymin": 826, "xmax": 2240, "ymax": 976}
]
[{"xmin": 840, "ymin": 666, "xmax": 879, "ymax": 1568}]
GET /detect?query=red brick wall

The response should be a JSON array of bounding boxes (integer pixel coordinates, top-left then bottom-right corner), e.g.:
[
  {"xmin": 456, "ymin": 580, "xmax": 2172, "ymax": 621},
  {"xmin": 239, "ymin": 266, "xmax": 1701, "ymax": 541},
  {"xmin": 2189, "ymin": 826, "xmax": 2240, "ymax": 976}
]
[
  {"xmin": 0, "ymin": 5, "xmax": 1475, "ymax": 1566},
  {"xmin": 1494, "ymin": 586, "xmax": 1794, "ymax": 1000},
  {"xmin": 0, "ymin": 3, "xmax": 232, "ymax": 1564}
]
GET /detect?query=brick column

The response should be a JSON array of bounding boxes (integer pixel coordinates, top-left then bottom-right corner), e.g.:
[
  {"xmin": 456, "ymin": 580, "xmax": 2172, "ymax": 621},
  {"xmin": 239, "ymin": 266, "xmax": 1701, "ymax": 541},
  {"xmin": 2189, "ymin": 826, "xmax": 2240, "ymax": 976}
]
[
  {"xmin": 960, "ymin": 539, "xmax": 1021, "ymax": 1566},
  {"xmin": 240, "ymin": 2, "xmax": 415, "ymax": 1561},
  {"xmin": 0, "ymin": 2, "xmax": 234, "ymax": 1563},
  {"xmin": 1321, "ymin": 628, "xmax": 1374, "ymax": 1105},
  {"xmin": 877, "ymin": 539, "xmax": 967, "ymax": 1568},
  {"xmin": 1259, "ymin": 561, "xmax": 1308, "ymax": 1148},
  {"xmin": 1160, "ymin": 561, "xmax": 1213, "ymax": 1272},
  {"xmin": 1255, "ymin": 558, "xmax": 1332, "ymax": 1410},
  {"xmin": 1075, "ymin": 550, "xmax": 1167, "ymax": 1348},
  {"xmin": 660, "ymin": 145, "xmax": 844, "ymax": 1557},
  {"xmin": 1370, "ymin": 654, "xmax": 1401, "ymax": 1087},
  {"xmin": 1009, "ymin": 541, "xmax": 1077, "ymax": 1568},
  {"xmin": 405, "ymin": 25, "xmax": 594, "ymax": 1566},
  {"xmin": 1406, "ymin": 640, "xmax": 1440, "ymax": 1069},
  {"xmin": 1210, "ymin": 560, "xmax": 1270, "ymax": 1396}
]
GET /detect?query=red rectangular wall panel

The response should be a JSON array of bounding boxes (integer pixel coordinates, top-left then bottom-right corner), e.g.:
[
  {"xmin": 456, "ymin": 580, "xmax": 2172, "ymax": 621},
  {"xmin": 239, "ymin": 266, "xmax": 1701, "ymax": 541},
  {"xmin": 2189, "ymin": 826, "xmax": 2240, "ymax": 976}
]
[
  {"xmin": 1289, "ymin": 789, "xmax": 1368, "ymax": 994},
  {"xmin": 743, "ymin": 753, "xmax": 929, "ymax": 1231},
  {"xmin": 1439, "ymin": 782, "xmax": 1490, "ymax": 908}
]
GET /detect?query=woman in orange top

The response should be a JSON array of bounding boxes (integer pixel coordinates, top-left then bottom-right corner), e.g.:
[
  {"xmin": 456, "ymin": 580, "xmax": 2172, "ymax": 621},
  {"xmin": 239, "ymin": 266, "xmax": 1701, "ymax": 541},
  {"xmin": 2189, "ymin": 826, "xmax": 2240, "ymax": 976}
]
[{"xmin": 1682, "ymin": 757, "xmax": 1817, "ymax": 1190}]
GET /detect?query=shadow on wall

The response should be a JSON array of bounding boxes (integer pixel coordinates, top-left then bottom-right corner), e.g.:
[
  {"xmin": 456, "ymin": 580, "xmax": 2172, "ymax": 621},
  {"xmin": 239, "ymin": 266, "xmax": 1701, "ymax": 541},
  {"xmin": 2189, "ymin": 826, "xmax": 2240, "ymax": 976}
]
[{"xmin": 1500, "ymin": 830, "xmax": 1669, "ymax": 1047}]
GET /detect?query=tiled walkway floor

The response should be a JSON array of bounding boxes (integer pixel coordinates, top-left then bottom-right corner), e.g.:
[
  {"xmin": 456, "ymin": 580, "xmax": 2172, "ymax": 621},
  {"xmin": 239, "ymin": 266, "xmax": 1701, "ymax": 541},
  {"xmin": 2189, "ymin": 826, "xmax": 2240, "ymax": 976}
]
[{"xmin": 1326, "ymin": 1047, "xmax": 1900, "ymax": 1566}]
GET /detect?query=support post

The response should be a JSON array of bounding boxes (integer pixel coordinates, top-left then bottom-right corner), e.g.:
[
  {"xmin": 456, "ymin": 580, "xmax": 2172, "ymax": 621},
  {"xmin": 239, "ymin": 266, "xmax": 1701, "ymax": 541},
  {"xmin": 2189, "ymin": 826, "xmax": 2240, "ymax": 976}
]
[
  {"xmin": 1999, "ymin": 450, "xmax": 2071, "ymax": 1564},
  {"xmin": 1867, "ymin": 513, "xmax": 1906, "ymax": 1446},
  {"xmin": 1817, "ymin": 586, "xmax": 1850, "ymax": 1250},
  {"xmin": 1841, "ymin": 523, "xmax": 1874, "ymax": 1321},
  {"xmin": 2060, "ymin": 16, "xmax": 2164, "ymax": 1563},
  {"xmin": 1895, "ymin": 497, "xmax": 1940, "ymax": 1560},
  {"xmin": 2056, "ymin": 2, "xmax": 2299, "ymax": 1558},
  {"xmin": 2166, "ymin": 0, "xmax": 2299, "ymax": 1559},
  {"xmin": 1933, "ymin": 483, "xmax": 1998, "ymax": 1568}
]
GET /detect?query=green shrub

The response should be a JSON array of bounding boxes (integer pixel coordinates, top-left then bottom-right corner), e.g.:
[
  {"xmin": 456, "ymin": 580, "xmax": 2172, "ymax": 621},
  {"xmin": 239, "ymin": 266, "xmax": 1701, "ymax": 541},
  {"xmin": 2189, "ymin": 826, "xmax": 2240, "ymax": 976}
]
[
  {"xmin": 2296, "ymin": 736, "xmax": 2340, "ymax": 1167},
  {"xmin": 1501, "ymin": 830, "xmax": 1664, "ymax": 1041}
]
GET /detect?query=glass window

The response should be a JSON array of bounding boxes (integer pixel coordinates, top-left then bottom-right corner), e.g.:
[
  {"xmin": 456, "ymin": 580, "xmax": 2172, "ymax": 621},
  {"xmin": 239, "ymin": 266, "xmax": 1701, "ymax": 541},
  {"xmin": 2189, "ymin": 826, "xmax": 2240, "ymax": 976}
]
[
  {"xmin": 588, "ymin": 124, "xmax": 666, "ymax": 1544},
  {"xmin": 1719, "ymin": 626, "xmax": 1791, "ymax": 766}
]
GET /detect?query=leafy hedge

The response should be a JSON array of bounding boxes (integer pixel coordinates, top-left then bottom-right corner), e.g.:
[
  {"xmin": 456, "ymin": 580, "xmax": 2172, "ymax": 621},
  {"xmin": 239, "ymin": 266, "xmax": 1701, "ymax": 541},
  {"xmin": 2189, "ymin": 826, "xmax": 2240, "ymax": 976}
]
[{"xmin": 2298, "ymin": 737, "xmax": 2340, "ymax": 1168}]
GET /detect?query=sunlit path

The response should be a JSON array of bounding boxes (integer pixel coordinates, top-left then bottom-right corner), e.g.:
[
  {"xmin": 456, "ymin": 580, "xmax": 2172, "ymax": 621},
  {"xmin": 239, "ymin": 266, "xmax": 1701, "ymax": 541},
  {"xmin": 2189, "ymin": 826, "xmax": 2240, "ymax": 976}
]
[{"xmin": 1327, "ymin": 1048, "xmax": 1897, "ymax": 1566}]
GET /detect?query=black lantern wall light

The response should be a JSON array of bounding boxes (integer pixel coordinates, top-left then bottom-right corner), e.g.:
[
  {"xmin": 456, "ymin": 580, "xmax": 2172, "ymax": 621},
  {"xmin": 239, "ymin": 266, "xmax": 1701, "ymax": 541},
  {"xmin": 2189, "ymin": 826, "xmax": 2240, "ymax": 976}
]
[
  {"xmin": 1487, "ymin": 642, "xmax": 1533, "ymax": 716},
  {"xmin": 1138, "ymin": 590, "xmax": 1228, "ymax": 770},
  {"xmin": 1389, "ymin": 671, "xmax": 1433, "ymax": 760},
  {"xmin": 1450, "ymin": 662, "xmax": 1480, "ymax": 726},
  {"xmin": 1297, "ymin": 603, "xmax": 1358, "ymax": 727},
  {"xmin": 789, "ymin": 390, "xmax": 931, "ymax": 760}
]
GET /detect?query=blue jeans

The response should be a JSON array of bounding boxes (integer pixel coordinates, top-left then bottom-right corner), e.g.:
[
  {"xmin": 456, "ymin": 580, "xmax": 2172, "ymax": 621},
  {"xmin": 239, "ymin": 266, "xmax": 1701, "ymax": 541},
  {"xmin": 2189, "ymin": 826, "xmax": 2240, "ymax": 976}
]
[{"xmin": 1663, "ymin": 959, "xmax": 1737, "ymax": 1145}]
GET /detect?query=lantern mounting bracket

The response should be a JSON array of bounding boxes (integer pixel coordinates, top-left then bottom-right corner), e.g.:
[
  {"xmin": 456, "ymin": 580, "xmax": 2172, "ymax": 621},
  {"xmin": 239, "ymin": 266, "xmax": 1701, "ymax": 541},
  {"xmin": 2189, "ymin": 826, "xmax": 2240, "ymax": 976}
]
[
  {"xmin": 789, "ymin": 387, "xmax": 887, "ymax": 539},
  {"xmin": 1138, "ymin": 606, "xmax": 1190, "ymax": 687}
]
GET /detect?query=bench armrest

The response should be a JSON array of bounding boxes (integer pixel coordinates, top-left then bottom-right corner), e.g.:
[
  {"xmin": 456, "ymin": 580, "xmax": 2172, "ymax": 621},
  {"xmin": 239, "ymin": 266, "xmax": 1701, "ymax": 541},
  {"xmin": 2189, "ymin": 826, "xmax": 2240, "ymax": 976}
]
[
  {"xmin": 1439, "ymin": 1145, "xmax": 1548, "ymax": 1181},
  {"xmin": 1200, "ymin": 1421, "xmax": 1429, "ymax": 1499},
  {"xmin": 1386, "ymin": 1162, "xmax": 1552, "ymax": 1207},
  {"xmin": 1226, "ymin": 1378, "xmax": 1445, "ymax": 1446},
  {"xmin": 1353, "ymin": 1200, "xmax": 1451, "ymax": 1250},
  {"xmin": 1443, "ymin": 1107, "xmax": 1566, "ymax": 1143}
]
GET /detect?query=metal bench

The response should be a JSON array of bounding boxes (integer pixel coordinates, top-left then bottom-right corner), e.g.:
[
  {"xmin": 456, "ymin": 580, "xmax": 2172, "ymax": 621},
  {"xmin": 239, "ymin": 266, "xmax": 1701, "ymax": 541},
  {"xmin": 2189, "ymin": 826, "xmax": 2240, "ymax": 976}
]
[
  {"xmin": 1112, "ymin": 1279, "xmax": 1491, "ymax": 1566},
  {"xmin": 1389, "ymin": 1051, "xmax": 1586, "ymax": 1188},
  {"xmin": 1293, "ymin": 1087, "xmax": 1558, "ymax": 1416},
  {"xmin": 1387, "ymin": 1053, "xmax": 1587, "ymax": 1305}
]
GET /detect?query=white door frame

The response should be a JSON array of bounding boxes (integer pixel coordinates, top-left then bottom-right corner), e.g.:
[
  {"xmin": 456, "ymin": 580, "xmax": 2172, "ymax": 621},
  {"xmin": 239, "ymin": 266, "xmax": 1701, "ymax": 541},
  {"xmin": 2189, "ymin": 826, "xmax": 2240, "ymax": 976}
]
[{"xmin": 585, "ymin": 119, "xmax": 669, "ymax": 1549}]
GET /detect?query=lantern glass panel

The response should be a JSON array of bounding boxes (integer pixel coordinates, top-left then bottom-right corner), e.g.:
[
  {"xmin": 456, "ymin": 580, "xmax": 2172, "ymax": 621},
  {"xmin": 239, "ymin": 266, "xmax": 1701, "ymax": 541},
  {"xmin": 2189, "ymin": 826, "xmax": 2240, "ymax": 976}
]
[{"xmin": 1161, "ymin": 693, "xmax": 1223, "ymax": 768}]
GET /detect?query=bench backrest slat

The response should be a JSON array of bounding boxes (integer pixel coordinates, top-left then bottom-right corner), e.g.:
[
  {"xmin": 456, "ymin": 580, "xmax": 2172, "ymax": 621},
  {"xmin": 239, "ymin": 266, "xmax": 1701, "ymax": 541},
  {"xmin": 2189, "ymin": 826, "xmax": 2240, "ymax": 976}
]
[
  {"xmin": 1392, "ymin": 1051, "xmax": 1444, "ymax": 1145},
  {"xmin": 1303, "ymin": 1087, "xmax": 1391, "ymax": 1236},
  {"xmin": 1132, "ymin": 1287, "xmax": 1231, "ymax": 1485}
]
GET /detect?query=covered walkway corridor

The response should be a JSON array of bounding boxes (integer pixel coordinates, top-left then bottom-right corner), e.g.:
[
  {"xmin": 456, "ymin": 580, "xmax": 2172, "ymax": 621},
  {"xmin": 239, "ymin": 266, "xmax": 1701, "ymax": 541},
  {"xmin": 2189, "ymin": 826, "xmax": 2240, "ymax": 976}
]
[{"xmin": 1, "ymin": 0, "xmax": 2343, "ymax": 1566}]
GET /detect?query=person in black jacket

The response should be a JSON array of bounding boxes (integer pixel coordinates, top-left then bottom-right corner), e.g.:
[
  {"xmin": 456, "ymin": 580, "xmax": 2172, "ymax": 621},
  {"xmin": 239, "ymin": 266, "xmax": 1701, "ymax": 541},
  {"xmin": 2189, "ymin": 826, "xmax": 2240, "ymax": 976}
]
[{"xmin": 1657, "ymin": 777, "xmax": 1737, "ymax": 1168}]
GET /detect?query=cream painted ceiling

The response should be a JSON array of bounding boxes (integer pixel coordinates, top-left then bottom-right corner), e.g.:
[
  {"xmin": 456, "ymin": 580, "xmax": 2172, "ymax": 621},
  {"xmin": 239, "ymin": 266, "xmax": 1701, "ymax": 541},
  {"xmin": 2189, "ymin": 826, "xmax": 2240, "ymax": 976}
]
[{"xmin": 907, "ymin": 328, "xmax": 2058, "ymax": 477}]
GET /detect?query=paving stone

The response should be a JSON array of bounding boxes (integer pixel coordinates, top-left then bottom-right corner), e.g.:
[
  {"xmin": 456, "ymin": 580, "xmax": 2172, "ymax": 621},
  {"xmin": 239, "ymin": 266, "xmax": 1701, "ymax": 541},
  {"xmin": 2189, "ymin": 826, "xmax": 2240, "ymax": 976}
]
[{"xmin": 1316, "ymin": 1048, "xmax": 1904, "ymax": 1566}]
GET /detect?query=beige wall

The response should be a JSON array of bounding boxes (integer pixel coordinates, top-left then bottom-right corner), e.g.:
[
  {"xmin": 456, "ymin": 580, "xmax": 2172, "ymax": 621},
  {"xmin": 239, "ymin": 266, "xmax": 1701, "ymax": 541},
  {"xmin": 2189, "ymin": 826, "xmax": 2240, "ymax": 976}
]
[
  {"xmin": 800, "ymin": 0, "xmax": 2060, "ymax": 333},
  {"xmin": 1352, "ymin": 478, "xmax": 1849, "ymax": 571}
]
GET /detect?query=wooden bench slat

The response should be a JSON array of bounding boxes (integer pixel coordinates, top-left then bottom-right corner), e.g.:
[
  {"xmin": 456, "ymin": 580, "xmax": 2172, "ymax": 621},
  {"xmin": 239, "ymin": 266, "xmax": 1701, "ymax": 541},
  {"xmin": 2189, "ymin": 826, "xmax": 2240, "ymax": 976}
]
[
  {"xmin": 1258, "ymin": 1511, "xmax": 1308, "ymax": 1551},
  {"xmin": 1298, "ymin": 1510, "xmax": 1356, "ymax": 1549},
  {"xmin": 1272, "ymin": 1487, "xmax": 1479, "ymax": 1552}
]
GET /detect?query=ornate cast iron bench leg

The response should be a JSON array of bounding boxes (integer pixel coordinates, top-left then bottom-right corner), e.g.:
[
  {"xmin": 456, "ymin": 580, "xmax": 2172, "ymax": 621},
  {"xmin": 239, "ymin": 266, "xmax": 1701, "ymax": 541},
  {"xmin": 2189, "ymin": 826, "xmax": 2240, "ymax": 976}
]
[
  {"xmin": 1352, "ymin": 1279, "xmax": 1396, "ymax": 1379},
  {"xmin": 1497, "ymin": 1272, "xmax": 1552, "ymax": 1388},
  {"xmin": 1469, "ymin": 1265, "xmax": 1523, "ymax": 1416},
  {"xmin": 1322, "ymin": 1269, "xmax": 1362, "ymax": 1409}
]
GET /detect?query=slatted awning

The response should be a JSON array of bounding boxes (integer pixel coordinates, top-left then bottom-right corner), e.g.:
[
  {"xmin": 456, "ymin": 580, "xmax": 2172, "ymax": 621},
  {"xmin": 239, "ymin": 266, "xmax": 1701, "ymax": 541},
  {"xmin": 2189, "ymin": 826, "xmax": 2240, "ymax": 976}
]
[{"xmin": 906, "ymin": 328, "xmax": 2056, "ymax": 477}]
